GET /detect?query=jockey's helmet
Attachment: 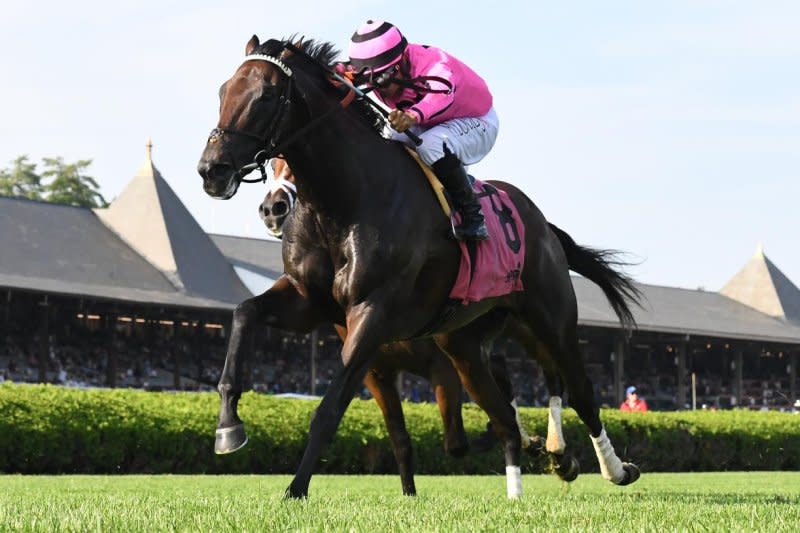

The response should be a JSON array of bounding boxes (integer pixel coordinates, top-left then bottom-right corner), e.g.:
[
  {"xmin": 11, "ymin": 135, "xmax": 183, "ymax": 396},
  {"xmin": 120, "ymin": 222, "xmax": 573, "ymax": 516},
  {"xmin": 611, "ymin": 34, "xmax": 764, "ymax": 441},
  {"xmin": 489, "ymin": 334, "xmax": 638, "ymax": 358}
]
[{"xmin": 348, "ymin": 20, "xmax": 407, "ymax": 75}]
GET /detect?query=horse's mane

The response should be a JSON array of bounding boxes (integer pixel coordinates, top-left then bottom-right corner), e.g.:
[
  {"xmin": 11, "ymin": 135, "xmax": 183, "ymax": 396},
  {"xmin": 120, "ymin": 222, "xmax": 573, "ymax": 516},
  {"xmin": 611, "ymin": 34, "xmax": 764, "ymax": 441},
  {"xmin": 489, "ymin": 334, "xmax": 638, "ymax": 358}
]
[{"xmin": 251, "ymin": 37, "xmax": 385, "ymax": 136}]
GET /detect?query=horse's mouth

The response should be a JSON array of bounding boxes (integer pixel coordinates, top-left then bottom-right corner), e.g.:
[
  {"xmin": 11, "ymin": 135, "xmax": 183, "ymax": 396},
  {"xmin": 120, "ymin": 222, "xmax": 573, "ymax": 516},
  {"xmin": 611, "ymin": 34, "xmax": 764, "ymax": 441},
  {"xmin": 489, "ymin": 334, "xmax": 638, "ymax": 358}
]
[
  {"xmin": 262, "ymin": 215, "xmax": 286, "ymax": 238},
  {"xmin": 203, "ymin": 176, "xmax": 240, "ymax": 200}
]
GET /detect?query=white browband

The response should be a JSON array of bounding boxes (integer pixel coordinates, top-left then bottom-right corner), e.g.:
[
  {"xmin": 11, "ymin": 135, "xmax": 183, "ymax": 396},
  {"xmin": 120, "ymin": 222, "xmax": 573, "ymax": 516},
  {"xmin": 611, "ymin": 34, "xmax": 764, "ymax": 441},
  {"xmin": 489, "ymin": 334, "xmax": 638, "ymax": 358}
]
[{"xmin": 242, "ymin": 54, "xmax": 293, "ymax": 77}]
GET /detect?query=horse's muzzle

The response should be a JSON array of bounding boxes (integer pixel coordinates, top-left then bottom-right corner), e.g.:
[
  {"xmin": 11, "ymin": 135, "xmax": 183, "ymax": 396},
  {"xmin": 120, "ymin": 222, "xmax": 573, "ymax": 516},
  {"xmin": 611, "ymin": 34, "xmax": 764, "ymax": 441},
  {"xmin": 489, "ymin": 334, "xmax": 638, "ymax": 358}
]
[
  {"xmin": 259, "ymin": 198, "xmax": 290, "ymax": 237},
  {"xmin": 198, "ymin": 159, "xmax": 239, "ymax": 199}
]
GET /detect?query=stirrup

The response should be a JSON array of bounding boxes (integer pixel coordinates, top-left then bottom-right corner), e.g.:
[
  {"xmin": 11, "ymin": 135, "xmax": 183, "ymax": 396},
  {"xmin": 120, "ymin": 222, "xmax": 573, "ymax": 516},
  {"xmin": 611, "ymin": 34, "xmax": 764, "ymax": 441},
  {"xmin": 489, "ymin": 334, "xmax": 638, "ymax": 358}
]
[{"xmin": 452, "ymin": 216, "xmax": 488, "ymax": 241}]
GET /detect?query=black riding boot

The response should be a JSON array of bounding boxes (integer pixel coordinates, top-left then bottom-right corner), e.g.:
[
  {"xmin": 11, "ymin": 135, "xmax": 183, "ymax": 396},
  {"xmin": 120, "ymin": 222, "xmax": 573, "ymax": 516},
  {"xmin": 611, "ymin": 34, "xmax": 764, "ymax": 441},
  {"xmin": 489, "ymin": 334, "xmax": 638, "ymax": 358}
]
[{"xmin": 432, "ymin": 151, "xmax": 489, "ymax": 241}]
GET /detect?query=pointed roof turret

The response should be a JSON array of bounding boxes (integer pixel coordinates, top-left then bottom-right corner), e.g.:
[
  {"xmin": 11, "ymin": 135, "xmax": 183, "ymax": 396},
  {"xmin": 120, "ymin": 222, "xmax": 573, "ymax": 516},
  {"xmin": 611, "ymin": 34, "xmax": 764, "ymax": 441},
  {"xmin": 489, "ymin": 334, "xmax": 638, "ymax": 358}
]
[
  {"xmin": 720, "ymin": 244, "xmax": 800, "ymax": 323},
  {"xmin": 95, "ymin": 139, "xmax": 251, "ymax": 304},
  {"xmin": 135, "ymin": 137, "xmax": 161, "ymax": 179}
]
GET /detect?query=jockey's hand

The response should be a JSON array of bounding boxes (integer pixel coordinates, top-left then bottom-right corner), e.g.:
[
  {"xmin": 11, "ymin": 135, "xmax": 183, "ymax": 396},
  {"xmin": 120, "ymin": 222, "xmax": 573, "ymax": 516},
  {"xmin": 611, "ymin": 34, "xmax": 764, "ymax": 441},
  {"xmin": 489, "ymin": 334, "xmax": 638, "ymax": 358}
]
[{"xmin": 388, "ymin": 110, "xmax": 418, "ymax": 133}]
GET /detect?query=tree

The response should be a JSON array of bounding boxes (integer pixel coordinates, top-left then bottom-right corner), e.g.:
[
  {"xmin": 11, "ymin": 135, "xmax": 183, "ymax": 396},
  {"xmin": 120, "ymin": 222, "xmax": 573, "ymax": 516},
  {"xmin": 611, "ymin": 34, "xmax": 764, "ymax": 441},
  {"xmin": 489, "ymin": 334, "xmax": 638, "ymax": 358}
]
[
  {"xmin": 0, "ymin": 156, "xmax": 44, "ymax": 200},
  {"xmin": 40, "ymin": 157, "xmax": 108, "ymax": 208},
  {"xmin": 0, "ymin": 155, "xmax": 108, "ymax": 208}
]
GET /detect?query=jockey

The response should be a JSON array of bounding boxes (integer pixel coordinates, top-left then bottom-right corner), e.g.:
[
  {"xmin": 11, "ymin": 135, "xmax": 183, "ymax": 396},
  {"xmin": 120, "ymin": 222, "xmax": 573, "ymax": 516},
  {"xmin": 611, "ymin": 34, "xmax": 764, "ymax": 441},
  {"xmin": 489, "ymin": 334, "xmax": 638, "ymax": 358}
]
[{"xmin": 348, "ymin": 20, "xmax": 498, "ymax": 241}]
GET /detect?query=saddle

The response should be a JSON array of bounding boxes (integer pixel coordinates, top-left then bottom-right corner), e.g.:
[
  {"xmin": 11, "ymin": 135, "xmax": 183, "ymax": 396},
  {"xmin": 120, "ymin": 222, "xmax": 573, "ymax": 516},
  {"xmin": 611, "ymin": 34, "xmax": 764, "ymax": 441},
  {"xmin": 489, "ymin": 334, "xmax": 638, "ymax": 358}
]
[
  {"xmin": 403, "ymin": 147, "xmax": 526, "ymax": 306},
  {"xmin": 404, "ymin": 147, "xmax": 452, "ymax": 217}
]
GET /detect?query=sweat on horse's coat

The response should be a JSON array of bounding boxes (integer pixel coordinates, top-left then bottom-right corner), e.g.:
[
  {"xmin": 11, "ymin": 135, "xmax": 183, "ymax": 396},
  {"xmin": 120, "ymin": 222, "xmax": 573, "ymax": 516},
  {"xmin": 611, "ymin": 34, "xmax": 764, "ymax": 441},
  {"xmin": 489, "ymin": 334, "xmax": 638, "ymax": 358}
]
[{"xmin": 449, "ymin": 180, "xmax": 525, "ymax": 303}]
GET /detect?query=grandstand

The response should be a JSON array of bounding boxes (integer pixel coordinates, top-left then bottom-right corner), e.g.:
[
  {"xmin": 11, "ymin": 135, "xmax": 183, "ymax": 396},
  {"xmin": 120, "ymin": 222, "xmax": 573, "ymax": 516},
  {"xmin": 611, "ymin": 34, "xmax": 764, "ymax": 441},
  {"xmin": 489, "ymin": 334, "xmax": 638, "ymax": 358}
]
[{"xmin": 1, "ymin": 142, "xmax": 798, "ymax": 410}]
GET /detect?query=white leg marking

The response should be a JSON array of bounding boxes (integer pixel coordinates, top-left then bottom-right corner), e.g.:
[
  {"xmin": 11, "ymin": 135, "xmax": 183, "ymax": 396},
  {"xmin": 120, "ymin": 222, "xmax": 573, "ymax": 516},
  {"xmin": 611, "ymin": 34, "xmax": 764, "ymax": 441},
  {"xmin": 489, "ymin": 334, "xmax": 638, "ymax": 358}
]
[
  {"xmin": 546, "ymin": 396, "xmax": 566, "ymax": 454},
  {"xmin": 512, "ymin": 399, "xmax": 531, "ymax": 448},
  {"xmin": 590, "ymin": 427, "xmax": 625, "ymax": 483},
  {"xmin": 506, "ymin": 465, "xmax": 522, "ymax": 499}
]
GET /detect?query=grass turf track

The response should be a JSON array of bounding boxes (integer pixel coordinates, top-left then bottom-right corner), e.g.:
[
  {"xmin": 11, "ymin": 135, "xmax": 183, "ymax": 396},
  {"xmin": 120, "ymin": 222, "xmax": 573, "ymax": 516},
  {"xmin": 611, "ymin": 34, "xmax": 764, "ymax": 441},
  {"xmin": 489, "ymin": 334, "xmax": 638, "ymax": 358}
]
[{"xmin": 1, "ymin": 472, "xmax": 798, "ymax": 532}]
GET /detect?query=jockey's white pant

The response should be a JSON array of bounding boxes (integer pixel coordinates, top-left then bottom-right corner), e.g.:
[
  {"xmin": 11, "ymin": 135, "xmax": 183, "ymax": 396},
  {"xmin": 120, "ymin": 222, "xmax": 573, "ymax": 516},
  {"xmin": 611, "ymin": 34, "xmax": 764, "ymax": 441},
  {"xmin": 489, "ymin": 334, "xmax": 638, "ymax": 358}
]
[{"xmin": 384, "ymin": 107, "xmax": 499, "ymax": 167}]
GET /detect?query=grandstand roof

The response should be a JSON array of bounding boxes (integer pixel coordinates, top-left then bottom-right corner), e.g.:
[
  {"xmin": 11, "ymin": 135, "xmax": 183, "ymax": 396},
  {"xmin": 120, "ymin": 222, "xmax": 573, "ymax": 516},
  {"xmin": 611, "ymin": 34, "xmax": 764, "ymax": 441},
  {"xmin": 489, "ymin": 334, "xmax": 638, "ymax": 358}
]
[
  {"xmin": 719, "ymin": 244, "xmax": 800, "ymax": 324},
  {"xmin": 210, "ymin": 234, "xmax": 282, "ymax": 295},
  {"xmin": 0, "ymin": 196, "xmax": 236, "ymax": 309},
  {"xmin": 210, "ymin": 234, "xmax": 283, "ymax": 280},
  {"xmin": 574, "ymin": 277, "xmax": 800, "ymax": 344},
  {"xmin": 2, "ymin": 139, "xmax": 799, "ymax": 343},
  {"xmin": 94, "ymin": 140, "xmax": 251, "ymax": 304}
]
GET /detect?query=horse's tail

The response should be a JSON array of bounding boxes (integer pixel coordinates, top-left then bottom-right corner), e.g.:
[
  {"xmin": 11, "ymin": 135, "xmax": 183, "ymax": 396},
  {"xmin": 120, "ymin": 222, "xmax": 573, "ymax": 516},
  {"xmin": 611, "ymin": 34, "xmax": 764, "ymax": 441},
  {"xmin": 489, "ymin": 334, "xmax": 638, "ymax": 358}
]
[{"xmin": 548, "ymin": 223, "xmax": 643, "ymax": 332}]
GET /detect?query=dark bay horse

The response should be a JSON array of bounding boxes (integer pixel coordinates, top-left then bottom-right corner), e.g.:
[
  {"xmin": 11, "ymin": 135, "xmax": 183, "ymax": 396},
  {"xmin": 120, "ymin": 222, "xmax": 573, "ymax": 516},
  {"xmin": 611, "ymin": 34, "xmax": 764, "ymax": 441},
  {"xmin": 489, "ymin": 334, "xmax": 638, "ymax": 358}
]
[
  {"xmin": 198, "ymin": 36, "xmax": 641, "ymax": 499},
  {"xmin": 255, "ymin": 158, "xmax": 581, "ymax": 493}
]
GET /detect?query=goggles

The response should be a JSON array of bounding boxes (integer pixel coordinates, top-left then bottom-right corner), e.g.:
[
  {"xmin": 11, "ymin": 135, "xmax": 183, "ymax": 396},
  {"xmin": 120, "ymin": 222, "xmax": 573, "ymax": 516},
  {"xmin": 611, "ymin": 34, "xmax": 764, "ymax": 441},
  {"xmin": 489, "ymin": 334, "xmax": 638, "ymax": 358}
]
[{"xmin": 373, "ymin": 64, "xmax": 401, "ymax": 88}]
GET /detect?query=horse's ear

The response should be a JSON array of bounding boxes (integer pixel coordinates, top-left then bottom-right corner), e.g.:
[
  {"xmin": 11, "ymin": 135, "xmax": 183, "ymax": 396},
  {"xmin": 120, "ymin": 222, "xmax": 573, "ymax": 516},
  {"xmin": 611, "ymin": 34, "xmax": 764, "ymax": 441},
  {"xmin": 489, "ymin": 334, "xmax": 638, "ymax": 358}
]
[
  {"xmin": 245, "ymin": 35, "xmax": 260, "ymax": 55},
  {"xmin": 280, "ymin": 37, "xmax": 303, "ymax": 60}
]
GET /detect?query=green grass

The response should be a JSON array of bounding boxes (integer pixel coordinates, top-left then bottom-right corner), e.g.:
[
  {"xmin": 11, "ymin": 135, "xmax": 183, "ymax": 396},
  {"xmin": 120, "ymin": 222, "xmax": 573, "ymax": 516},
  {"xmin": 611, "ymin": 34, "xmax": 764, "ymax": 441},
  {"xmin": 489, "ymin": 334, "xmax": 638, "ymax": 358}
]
[{"xmin": 1, "ymin": 473, "xmax": 798, "ymax": 532}]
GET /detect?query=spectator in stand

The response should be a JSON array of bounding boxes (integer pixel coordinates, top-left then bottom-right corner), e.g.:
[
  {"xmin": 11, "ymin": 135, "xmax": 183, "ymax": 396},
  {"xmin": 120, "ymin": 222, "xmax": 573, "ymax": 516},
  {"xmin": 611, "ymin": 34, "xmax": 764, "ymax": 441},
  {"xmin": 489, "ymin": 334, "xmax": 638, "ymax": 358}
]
[{"xmin": 620, "ymin": 385, "xmax": 649, "ymax": 412}]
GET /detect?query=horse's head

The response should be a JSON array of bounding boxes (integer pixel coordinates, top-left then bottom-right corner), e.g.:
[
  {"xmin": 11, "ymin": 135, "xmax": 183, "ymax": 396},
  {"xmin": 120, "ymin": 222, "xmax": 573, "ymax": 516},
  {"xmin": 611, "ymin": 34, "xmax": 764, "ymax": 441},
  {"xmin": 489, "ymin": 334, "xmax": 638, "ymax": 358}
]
[
  {"xmin": 198, "ymin": 35, "xmax": 385, "ymax": 201},
  {"xmin": 198, "ymin": 36, "xmax": 296, "ymax": 199},
  {"xmin": 259, "ymin": 158, "xmax": 297, "ymax": 238}
]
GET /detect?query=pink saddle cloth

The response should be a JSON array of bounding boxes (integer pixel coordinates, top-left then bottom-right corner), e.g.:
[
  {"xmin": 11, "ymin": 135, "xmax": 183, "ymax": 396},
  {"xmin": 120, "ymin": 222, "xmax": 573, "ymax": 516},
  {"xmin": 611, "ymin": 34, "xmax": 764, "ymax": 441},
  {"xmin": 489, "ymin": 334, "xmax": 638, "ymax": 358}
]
[{"xmin": 449, "ymin": 180, "xmax": 526, "ymax": 304}]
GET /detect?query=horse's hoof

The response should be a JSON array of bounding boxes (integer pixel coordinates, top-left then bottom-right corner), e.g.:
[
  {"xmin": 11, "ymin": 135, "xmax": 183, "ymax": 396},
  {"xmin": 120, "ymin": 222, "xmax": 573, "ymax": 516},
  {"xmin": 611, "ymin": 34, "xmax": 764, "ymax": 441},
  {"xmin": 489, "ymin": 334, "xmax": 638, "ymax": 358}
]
[
  {"xmin": 616, "ymin": 463, "xmax": 641, "ymax": 486},
  {"xmin": 553, "ymin": 453, "xmax": 580, "ymax": 482},
  {"xmin": 214, "ymin": 424, "xmax": 248, "ymax": 455},
  {"xmin": 284, "ymin": 484, "xmax": 308, "ymax": 500}
]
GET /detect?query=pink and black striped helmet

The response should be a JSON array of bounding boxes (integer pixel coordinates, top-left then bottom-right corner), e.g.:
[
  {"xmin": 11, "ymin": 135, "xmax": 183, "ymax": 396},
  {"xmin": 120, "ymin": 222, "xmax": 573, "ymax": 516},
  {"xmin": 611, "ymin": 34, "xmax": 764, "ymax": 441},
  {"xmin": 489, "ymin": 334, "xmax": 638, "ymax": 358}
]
[{"xmin": 348, "ymin": 20, "xmax": 407, "ymax": 74}]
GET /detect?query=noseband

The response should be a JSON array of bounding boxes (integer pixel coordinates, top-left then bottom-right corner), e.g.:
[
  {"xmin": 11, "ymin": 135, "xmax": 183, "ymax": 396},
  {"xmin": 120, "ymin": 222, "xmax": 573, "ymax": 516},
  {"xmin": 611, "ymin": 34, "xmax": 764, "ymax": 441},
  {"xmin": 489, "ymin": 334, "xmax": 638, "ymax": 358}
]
[{"xmin": 207, "ymin": 45, "xmax": 356, "ymax": 185}]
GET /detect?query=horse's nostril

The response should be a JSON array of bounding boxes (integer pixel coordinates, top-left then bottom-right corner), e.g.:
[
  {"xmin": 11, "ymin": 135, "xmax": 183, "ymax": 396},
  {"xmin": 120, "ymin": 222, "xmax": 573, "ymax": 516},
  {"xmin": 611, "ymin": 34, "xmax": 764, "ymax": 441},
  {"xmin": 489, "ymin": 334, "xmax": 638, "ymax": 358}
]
[{"xmin": 271, "ymin": 201, "xmax": 289, "ymax": 217}]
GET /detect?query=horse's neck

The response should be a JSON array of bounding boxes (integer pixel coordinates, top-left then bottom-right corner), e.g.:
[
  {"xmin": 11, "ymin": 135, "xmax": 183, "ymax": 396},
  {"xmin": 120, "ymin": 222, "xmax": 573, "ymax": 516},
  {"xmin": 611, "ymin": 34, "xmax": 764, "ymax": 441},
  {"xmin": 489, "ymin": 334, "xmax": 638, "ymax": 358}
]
[
  {"xmin": 284, "ymin": 119, "xmax": 452, "ymax": 252},
  {"xmin": 286, "ymin": 135, "xmax": 389, "ymax": 217}
]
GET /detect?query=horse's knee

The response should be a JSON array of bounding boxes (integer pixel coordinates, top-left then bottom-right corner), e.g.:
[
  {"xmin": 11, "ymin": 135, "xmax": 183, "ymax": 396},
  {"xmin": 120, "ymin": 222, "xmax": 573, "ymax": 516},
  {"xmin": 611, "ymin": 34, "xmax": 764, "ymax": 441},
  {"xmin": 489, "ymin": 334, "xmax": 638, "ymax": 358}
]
[{"xmin": 218, "ymin": 381, "xmax": 236, "ymax": 397}]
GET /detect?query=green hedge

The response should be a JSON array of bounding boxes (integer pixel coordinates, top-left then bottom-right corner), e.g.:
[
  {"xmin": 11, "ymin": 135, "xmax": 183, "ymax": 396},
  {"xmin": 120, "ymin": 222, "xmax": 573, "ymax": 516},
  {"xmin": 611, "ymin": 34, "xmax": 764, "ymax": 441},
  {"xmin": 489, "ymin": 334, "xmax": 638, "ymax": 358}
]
[{"xmin": 1, "ymin": 383, "xmax": 798, "ymax": 474}]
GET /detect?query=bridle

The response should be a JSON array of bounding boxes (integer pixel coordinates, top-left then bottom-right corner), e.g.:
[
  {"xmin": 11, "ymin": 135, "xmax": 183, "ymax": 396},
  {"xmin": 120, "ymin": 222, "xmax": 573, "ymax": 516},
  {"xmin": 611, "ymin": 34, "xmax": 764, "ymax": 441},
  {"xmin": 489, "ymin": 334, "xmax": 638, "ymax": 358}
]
[
  {"xmin": 206, "ymin": 44, "xmax": 355, "ymax": 184},
  {"xmin": 206, "ymin": 53, "xmax": 295, "ymax": 183}
]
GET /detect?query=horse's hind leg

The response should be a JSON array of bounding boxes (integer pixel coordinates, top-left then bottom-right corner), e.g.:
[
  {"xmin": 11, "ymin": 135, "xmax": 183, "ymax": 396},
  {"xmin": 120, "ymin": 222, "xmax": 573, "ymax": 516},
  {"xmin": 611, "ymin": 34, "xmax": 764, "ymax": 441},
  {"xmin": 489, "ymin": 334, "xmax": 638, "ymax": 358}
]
[
  {"xmin": 540, "ymin": 370, "xmax": 580, "ymax": 482},
  {"xmin": 560, "ymin": 335, "xmax": 638, "ymax": 484},
  {"xmin": 434, "ymin": 325, "xmax": 523, "ymax": 499},
  {"xmin": 425, "ymin": 347, "xmax": 469, "ymax": 457},
  {"xmin": 520, "ymin": 303, "xmax": 639, "ymax": 485},
  {"xmin": 363, "ymin": 367, "xmax": 417, "ymax": 496},
  {"xmin": 506, "ymin": 322, "xmax": 579, "ymax": 482},
  {"xmin": 216, "ymin": 275, "xmax": 323, "ymax": 454}
]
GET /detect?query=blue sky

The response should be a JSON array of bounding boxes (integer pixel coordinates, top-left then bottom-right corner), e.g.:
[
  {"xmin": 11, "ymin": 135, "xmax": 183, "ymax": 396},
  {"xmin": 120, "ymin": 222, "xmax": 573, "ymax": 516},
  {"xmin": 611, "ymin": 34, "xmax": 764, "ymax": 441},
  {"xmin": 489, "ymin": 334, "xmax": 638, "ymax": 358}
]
[{"xmin": 1, "ymin": 1, "xmax": 797, "ymax": 290}]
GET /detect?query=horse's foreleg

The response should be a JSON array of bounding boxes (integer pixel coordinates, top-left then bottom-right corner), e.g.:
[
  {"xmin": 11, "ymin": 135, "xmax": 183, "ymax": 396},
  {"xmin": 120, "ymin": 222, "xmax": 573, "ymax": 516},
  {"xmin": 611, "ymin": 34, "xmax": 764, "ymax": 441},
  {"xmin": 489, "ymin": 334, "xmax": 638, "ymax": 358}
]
[
  {"xmin": 363, "ymin": 369, "xmax": 416, "ymax": 496},
  {"xmin": 286, "ymin": 302, "xmax": 385, "ymax": 499},
  {"xmin": 216, "ymin": 275, "xmax": 322, "ymax": 454},
  {"xmin": 435, "ymin": 328, "xmax": 523, "ymax": 499}
]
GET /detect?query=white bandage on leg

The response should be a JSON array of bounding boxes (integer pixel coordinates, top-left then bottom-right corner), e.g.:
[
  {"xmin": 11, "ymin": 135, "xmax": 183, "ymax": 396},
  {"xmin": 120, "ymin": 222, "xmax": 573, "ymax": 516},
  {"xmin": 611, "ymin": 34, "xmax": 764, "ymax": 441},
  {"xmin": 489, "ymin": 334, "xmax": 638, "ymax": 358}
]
[
  {"xmin": 590, "ymin": 427, "xmax": 626, "ymax": 483},
  {"xmin": 506, "ymin": 465, "xmax": 522, "ymax": 499},
  {"xmin": 511, "ymin": 400, "xmax": 531, "ymax": 448},
  {"xmin": 546, "ymin": 396, "xmax": 566, "ymax": 454}
]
